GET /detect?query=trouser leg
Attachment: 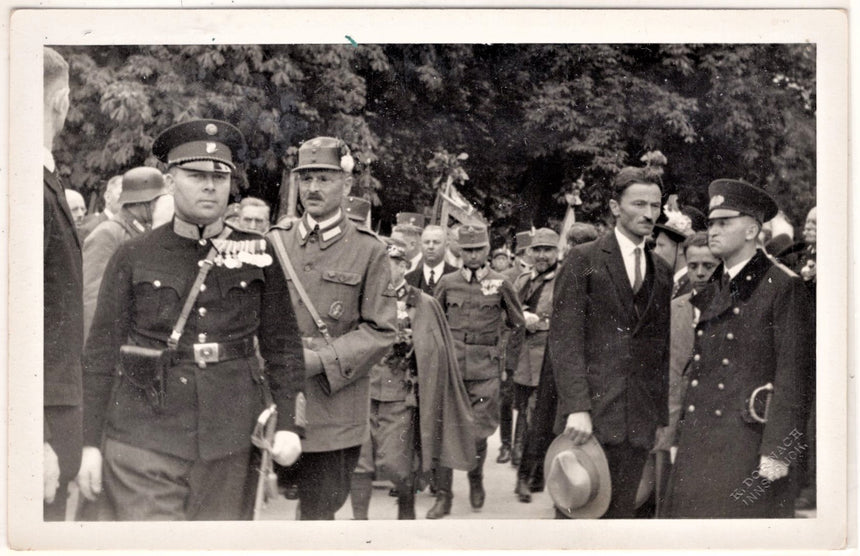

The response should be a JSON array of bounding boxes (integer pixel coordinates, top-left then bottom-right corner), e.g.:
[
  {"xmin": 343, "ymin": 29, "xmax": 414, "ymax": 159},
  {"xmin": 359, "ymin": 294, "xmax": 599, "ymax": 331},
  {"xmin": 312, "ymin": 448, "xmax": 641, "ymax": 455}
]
[
  {"xmin": 44, "ymin": 405, "xmax": 82, "ymax": 521},
  {"xmin": 602, "ymin": 441, "xmax": 649, "ymax": 519},
  {"xmin": 296, "ymin": 446, "xmax": 362, "ymax": 520},
  {"xmin": 349, "ymin": 472, "xmax": 373, "ymax": 520}
]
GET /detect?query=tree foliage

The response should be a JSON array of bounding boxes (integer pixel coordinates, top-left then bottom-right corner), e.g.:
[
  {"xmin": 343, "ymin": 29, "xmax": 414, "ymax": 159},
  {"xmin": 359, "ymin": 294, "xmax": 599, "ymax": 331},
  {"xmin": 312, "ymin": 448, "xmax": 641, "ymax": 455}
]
[{"xmin": 54, "ymin": 43, "xmax": 815, "ymax": 231}]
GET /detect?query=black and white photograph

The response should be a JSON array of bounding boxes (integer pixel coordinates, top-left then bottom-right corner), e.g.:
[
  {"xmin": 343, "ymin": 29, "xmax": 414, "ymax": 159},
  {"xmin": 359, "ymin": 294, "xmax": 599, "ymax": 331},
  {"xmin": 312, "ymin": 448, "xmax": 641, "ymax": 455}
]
[{"xmin": 6, "ymin": 6, "xmax": 850, "ymax": 553}]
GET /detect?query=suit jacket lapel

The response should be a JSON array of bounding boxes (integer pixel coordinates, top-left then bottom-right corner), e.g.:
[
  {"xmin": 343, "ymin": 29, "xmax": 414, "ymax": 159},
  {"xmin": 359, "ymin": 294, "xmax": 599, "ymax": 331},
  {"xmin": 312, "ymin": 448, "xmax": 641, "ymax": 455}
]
[
  {"xmin": 632, "ymin": 249, "xmax": 663, "ymax": 336},
  {"xmin": 601, "ymin": 234, "xmax": 636, "ymax": 318},
  {"xmin": 44, "ymin": 167, "xmax": 81, "ymax": 249}
]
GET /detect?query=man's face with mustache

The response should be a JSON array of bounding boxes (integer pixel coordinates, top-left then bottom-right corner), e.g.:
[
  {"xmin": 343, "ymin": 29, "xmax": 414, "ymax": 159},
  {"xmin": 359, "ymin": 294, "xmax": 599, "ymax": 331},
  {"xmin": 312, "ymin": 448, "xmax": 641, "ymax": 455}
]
[
  {"xmin": 609, "ymin": 182, "xmax": 662, "ymax": 243},
  {"xmin": 297, "ymin": 169, "xmax": 352, "ymax": 220}
]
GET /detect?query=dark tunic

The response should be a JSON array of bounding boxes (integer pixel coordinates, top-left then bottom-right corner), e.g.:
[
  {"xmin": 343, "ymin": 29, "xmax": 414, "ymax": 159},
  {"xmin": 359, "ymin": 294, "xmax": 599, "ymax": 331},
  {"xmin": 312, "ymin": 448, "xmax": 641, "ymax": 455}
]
[
  {"xmin": 83, "ymin": 220, "xmax": 305, "ymax": 462},
  {"xmin": 666, "ymin": 251, "xmax": 814, "ymax": 518}
]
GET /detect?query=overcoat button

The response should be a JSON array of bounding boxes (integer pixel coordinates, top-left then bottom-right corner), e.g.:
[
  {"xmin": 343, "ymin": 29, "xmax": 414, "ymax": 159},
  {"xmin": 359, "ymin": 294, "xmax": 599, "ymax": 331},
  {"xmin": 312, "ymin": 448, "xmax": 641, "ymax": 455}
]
[
  {"xmin": 153, "ymin": 280, "xmax": 162, "ymax": 288},
  {"xmin": 693, "ymin": 354, "xmax": 701, "ymax": 362},
  {"xmin": 726, "ymin": 332, "xmax": 734, "ymax": 340},
  {"xmin": 180, "ymin": 377, "xmax": 188, "ymax": 384},
  {"xmin": 718, "ymin": 383, "xmax": 725, "ymax": 390},
  {"xmin": 199, "ymin": 239, "xmax": 207, "ymax": 246},
  {"xmin": 687, "ymin": 405, "xmax": 695, "ymax": 412},
  {"xmin": 240, "ymin": 280, "xmax": 248, "ymax": 288},
  {"xmin": 722, "ymin": 358, "xmax": 729, "ymax": 366},
  {"xmin": 198, "ymin": 333, "xmax": 207, "ymax": 343},
  {"xmin": 200, "ymin": 284, "xmax": 207, "ymax": 292},
  {"xmin": 715, "ymin": 409, "xmax": 723, "ymax": 416},
  {"xmin": 690, "ymin": 379, "xmax": 699, "ymax": 387},
  {"xmin": 198, "ymin": 307, "xmax": 207, "ymax": 316},
  {"xmin": 733, "ymin": 307, "xmax": 740, "ymax": 315},
  {"xmin": 697, "ymin": 330, "xmax": 703, "ymax": 337}
]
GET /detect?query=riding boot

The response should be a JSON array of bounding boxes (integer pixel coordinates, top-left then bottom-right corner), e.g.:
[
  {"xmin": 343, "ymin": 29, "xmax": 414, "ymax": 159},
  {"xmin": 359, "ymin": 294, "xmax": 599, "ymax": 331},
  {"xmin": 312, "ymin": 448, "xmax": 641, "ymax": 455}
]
[
  {"xmin": 349, "ymin": 472, "xmax": 373, "ymax": 520},
  {"xmin": 397, "ymin": 483, "xmax": 416, "ymax": 520},
  {"xmin": 511, "ymin": 411, "xmax": 527, "ymax": 467},
  {"xmin": 426, "ymin": 467, "xmax": 453, "ymax": 519}
]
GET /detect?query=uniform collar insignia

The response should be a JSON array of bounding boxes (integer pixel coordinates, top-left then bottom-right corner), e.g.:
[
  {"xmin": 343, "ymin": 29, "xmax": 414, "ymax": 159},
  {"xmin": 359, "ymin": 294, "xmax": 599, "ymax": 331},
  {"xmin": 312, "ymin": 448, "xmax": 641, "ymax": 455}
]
[
  {"xmin": 299, "ymin": 212, "xmax": 346, "ymax": 247},
  {"xmin": 461, "ymin": 264, "xmax": 490, "ymax": 283},
  {"xmin": 173, "ymin": 217, "xmax": 224, "ymax": 240}
]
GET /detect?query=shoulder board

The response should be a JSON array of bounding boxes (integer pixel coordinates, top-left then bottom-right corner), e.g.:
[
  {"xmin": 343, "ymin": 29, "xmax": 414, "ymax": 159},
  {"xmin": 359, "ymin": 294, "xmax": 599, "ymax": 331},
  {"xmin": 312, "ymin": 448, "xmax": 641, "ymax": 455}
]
[{"xmin": 354, "ymin": 225, "xmax": 386, "ymax": 243}]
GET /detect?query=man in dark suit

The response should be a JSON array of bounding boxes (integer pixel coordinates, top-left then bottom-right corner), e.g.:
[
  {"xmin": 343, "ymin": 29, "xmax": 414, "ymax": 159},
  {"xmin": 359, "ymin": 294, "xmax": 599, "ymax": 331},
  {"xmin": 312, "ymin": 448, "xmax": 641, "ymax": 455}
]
[
  {"xmin": 548, "ymin": 166, "xmax": 672, "ymax": 518},
  {"xmin": 42, "ymin": 47, "xmax": 83, "ymax": 521},
  {"xmin": 405, "ymin": 224, "xmax": 457, "ymax": 295}
]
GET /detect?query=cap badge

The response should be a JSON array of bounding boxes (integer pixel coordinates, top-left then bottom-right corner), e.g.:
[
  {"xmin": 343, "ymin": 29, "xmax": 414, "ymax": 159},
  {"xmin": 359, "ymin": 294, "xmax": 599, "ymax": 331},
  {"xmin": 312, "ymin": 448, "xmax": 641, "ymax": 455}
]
[
  {"xmin": 710, "ymin": 195, "xmax": 725, "ymax": 209},
  {"xmin": 205, "ymin": 123, "xmax": 218, "ymax": 135},
  {"xmin": 206, "ymin": 142, "xmax": 217, "ymax": 154}
]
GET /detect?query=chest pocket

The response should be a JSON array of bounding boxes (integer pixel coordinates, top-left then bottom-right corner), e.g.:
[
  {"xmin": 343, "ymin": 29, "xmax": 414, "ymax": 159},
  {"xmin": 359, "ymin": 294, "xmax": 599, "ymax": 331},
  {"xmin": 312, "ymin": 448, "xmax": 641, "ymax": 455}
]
[
  {"xmin": 216, "ymin": 267, "xmax": 266, "ymax": 299},
  {"xmin": 477, "ymin": 292, "xmax": 503, "ymax": 328},
  {"xmin": 132, "ymin": 267, "xmax": 187, "ymax": 325},
  {"xmin": 320, "ymin": 269, "xmax": 361, "ymax": 321},
  {"xmin": 445, "ymin": 292, "xmax": 468, "ymax": 330}
]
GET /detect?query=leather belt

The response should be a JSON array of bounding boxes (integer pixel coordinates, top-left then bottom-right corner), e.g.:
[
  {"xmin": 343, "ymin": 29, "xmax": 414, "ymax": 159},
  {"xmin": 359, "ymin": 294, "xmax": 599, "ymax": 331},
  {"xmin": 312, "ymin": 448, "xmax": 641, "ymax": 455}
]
[
  {"xmin": 172, "ymin": 337, "xmax": 256, "ymax": 368},
  {"xmin": 451, "ymin": 330, "xmax": 498, "ymax": 346}
]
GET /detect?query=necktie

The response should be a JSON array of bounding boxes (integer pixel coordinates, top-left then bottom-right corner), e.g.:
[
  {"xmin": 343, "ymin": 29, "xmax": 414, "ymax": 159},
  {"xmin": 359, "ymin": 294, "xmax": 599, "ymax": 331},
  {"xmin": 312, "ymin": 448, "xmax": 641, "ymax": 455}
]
[
  {"xmin": 633, "ymin": 247, "xmax": 643, "ymax": 293},
  {"xmin": 428, "ymin": 269, "xmax": 436, "ymax": 289},
  {"xmin": 720, "ymin": 272, "xmax": 730, "ymax": 290}
]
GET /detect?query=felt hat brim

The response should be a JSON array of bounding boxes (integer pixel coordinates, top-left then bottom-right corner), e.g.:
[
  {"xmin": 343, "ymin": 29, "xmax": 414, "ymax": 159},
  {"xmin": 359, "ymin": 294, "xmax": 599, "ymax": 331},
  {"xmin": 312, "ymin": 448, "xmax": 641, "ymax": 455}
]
[{"xmin": 543, "ymin": 434, "xmax": 612, "ymax": 519}]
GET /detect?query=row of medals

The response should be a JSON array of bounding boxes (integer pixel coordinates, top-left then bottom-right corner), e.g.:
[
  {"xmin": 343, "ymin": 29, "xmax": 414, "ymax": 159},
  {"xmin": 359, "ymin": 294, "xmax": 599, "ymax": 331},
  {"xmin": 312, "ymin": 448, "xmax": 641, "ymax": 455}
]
[{"xmin": 211, "ymin": 238, "xmax": 273, "ymax": 268}]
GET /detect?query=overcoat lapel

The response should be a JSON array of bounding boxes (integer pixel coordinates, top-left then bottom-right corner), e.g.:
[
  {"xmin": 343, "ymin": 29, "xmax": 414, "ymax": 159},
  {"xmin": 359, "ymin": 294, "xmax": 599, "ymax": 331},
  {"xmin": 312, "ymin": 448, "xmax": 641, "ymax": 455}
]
[{"xmin": 44, "ymin": 167, "xmax": 81, "ymax": 249}]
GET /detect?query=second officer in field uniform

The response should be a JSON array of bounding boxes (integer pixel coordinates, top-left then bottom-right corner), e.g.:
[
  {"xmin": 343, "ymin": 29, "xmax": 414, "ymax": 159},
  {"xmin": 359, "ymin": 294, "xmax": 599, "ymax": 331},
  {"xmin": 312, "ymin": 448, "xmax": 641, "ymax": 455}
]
[
  {"xmin": 268, "ymin": 136, "xmax": 397, "ymax": 520},
  {"xmin": 77, "ymin": 119, "xmax": 306, "ymax": 520},
  {"xmin": 431, "ymin": 224, "xmax": 525, "ymax": 518}
]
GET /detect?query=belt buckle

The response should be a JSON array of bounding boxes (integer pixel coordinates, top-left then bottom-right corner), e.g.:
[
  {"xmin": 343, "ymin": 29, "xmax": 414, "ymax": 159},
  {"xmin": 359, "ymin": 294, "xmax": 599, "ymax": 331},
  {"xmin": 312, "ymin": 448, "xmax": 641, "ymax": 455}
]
[{"xmin": 193, "ymin": 342, "xmax": 220, "ymax": 368}]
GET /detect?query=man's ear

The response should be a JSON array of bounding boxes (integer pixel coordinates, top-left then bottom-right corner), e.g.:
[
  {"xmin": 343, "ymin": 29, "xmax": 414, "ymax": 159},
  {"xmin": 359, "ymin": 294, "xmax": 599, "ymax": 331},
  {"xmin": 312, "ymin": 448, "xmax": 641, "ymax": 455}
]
[
  {"xmin": 609, "ymin": 199, "xmax": 620, "ymax": 217},
  {"xmin": 342, "ymin": 175, "xmax": 353, "ymax": 198},
  {"xmin": 164, "ymin": 172, "xmax": 176, "ymax": 194}
]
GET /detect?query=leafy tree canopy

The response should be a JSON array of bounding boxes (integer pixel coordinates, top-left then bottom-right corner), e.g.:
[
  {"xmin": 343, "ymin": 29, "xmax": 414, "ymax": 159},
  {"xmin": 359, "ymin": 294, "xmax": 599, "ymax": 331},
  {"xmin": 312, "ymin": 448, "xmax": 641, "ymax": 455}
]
[{"xmin": 55, "ymin": 43, "xmax": 815, "ymax": 232}]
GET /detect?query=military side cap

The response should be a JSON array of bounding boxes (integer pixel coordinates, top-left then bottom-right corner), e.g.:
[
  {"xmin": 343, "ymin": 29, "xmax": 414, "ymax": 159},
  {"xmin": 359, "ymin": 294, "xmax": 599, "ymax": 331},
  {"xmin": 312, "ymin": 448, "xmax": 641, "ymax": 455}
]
[
  {"xmin": 708, "ymin": 179, "xmax": 778, "ymax": 222},
  {"xmin": 458, "ymin": 225, "xmax": 490, "ymax": 248},
  {"xmin": 118, "ymin": 167, "xmax": 168, "ymax": 206},
  {"xmin": 515, "ymin": 230, "xmax": 533, "ymax": 253},
  {"xmin": 530, "ymin": 227, "xmax": 561, "ymax": 248},
  {"xmin": 653, "ymin": 208, "xmax": 693, "ymax": 244},
  {"xmin": 343, "ymin": 196, "xmax": 371, "ymax": 223},
  {"xmin": 384, "ymin": 236, "xmax": 409, "ymax": 261},
  {"xmin": 394, "ymin": 212, "xmax": 425, "ymax": 232},
  {"xmin": 293, "ymin": 136, "xmax": 354, "ymax": 173},
  {"xmin": 152, "ymin": 119, "xmax": 245, "ymax": 173}
]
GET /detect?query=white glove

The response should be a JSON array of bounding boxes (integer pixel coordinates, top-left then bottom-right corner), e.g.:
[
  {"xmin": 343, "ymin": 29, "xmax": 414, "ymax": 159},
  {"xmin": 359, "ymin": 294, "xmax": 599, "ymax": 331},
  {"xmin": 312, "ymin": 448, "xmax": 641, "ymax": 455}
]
[
  {"xmin": 76, "ymin": 446, "xmax": 103, "ymax": 501},
  {"xmin": 563, "ymin": 412, "xmax": 593, "ymax": 445},
  {"xmin": 271, "ymin": 431, "xmax": 302, "ymax": 467},
  {"xmin": 44, "ymin": 442, "xmax": 60, "ymax": 504},
  {"xmin": 758, "ymin": 455, "xmax": 789, "ymax": 481},
  {"xmin": 523, "ymin": 311, "xmax": 541, "ymax": 331}
]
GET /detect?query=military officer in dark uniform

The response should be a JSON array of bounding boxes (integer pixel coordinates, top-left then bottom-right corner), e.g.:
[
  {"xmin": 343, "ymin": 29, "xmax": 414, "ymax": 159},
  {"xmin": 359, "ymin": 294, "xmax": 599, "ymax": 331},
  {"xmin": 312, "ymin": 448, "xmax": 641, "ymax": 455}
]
[
  {"xmin": 665, "ymin": 179, "xmax": 814, "ymax": 518},
  {"xmin": 430, "ymin": 225, "xmax": 525, "ymax": 518},
  {"xmin": 77, "ymin": 119, "xmax": 306, "ymax": 520},
  {"xmin": 268, "ymin": 136, "xmax": 397, "ymax": 520}
]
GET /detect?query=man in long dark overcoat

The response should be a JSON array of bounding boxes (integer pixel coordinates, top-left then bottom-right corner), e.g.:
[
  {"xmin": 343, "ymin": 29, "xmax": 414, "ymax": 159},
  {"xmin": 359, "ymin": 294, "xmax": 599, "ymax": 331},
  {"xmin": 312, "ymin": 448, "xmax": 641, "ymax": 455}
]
[{"xmin": 665, "ymin": 179, "xmax": 814, "ymax": 518}]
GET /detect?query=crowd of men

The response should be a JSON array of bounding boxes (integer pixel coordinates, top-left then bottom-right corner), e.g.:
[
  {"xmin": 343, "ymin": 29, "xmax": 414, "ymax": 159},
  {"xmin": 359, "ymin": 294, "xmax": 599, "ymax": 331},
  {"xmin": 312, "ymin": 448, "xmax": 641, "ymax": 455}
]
[{"xmin": 43, "ymin": 47, "xmax": 816, "ymax": 522}]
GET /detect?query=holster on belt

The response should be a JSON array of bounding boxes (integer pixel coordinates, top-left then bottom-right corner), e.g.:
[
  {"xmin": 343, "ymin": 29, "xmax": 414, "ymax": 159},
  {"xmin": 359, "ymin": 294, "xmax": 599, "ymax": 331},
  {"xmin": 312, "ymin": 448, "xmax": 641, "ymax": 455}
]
[{"xmin": 119, "ymin": 345, "xmax": 171, "ymax": 412}]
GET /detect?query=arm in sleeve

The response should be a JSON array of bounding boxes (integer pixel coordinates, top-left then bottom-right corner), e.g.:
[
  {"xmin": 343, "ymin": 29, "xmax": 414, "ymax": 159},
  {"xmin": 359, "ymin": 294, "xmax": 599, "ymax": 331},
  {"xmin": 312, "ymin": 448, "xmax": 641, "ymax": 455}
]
[
  {"xmin": 259, "ymin": 244, "xmax": 306, "ymax": 436},
  {"xmin": 316, "ymin": 241, "xmax": 397, "ymax": 395},
  {"xmin": 82, "ymin": 226, "xmax": 122, "ymax": 343},
  {"xmin": 81, "ymin": 245, "xmax": 133, "ymax": 448},
  {"xmin": 500, "ymin": 277, "xmax": 526, "ymax": 372},
  {"xmin": 548, "ymin": 249, "xmax": 592, "ymax": 417},
  {"xmin": 759, "ymin": 277, "xmax": 815, "ymax": 458}
]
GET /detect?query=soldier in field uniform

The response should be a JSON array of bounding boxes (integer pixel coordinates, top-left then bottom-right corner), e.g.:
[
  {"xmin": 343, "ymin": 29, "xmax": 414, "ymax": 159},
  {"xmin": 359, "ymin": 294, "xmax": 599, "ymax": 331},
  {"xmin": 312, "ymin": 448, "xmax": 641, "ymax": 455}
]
[
  {"xmin": 430, "ymin": 224, "xmax": 525, "ymax": 518},
  {"xmin": 77, "ymin": 119, "xmax": 306, "ymax": 520},
  {"xmin": 268, "ymin": 136, "xmax": 397, "ymax": 520}
]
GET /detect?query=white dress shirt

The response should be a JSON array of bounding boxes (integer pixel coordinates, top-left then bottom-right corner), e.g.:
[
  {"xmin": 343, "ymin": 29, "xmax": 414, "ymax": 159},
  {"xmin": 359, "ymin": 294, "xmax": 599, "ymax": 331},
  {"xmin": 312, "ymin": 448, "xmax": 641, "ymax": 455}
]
[
  {"xmin": 423, "ymin": 261, "xmax": 446, "ymax": 286},
  {"xmin": 725, "ymin": 255, "xmax": 755, "ymax": 280},
  {"xmin": 44, "ymin": 147, "xmax": 56, "ymax": 172},
  {"xmin": 614, "ymin": 227, "xmax": 647, "ymax": 289}
]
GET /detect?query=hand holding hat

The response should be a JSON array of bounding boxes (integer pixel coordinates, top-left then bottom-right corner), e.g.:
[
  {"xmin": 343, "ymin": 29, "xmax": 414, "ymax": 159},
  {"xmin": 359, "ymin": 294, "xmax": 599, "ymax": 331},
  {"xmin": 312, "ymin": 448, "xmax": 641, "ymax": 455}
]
[{"xmin": 564, "ymin": 411, "xmax": 593, "ymax": 445}]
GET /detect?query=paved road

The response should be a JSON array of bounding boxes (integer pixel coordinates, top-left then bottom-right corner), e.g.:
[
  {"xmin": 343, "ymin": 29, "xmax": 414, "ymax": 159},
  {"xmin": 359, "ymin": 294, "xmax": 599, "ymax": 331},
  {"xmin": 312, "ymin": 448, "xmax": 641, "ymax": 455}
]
[{"xmin": 258, "ymin": 424, "xmax": 816, "ymax": 521}]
